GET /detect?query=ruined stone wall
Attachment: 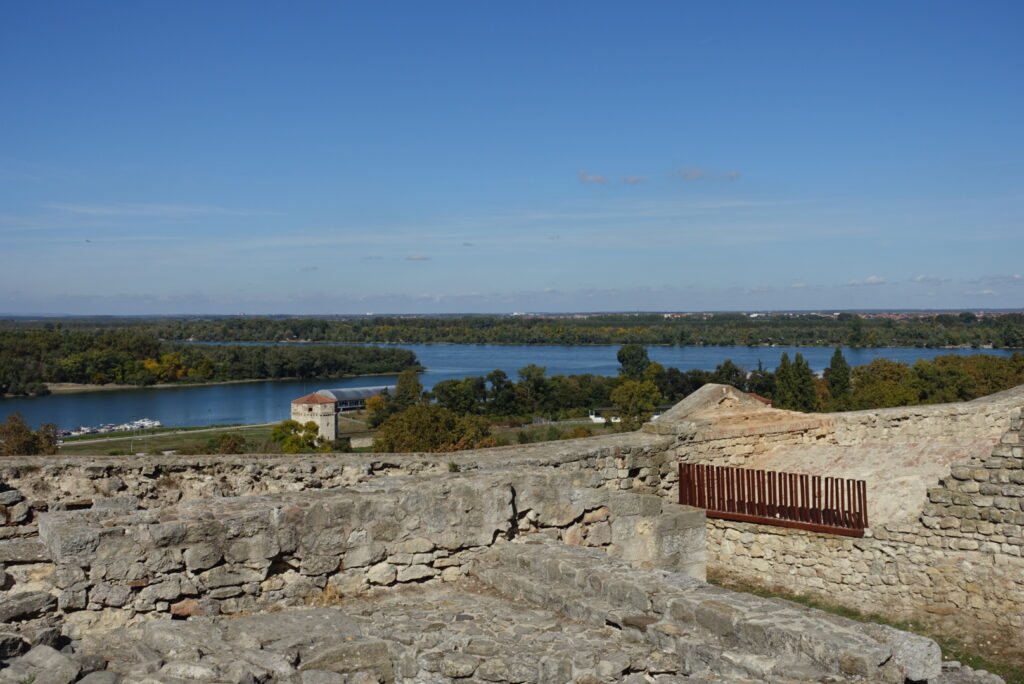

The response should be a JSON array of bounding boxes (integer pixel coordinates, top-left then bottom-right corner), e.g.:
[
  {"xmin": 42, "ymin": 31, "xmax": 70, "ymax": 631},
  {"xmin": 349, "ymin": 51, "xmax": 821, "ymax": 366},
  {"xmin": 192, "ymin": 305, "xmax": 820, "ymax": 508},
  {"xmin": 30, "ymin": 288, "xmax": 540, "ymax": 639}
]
[
  {"xmin": 6, "ymin": 384, "xmax": 1024, "ymax": 648},
  {"xmin": 703, "ymin": 411, "xmax": 1024, "ymax": 639},
  {"xmin": 33, "ymin": 471, "xmax": 704, "ymax": 638},
  {"xmin": 0, "ymin": 432, "xmax": 675, "ymax": 514},
  {"xmin": 655, "ymin": 386, "xmax": 1024, "ymax": 468},
  {"xmin": 829, "ymin": 390, "xmax": 1021, "ymax": 444},
  {"xmin": 665, "ymin": 420, "xmax": 832, "ymax": 467}
]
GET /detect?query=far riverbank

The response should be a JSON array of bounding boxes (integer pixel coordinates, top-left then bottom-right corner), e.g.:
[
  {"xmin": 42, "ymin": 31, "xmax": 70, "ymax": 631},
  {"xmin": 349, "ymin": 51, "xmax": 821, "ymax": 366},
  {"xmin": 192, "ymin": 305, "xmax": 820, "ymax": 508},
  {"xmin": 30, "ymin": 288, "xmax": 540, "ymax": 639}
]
[
  {"xmin": 4, "ymin": 343, "xmax": 1015, "ymax": 431},
  {"xmin": 40, "ymin": 372, "xmax": 401, "ymax": 396}
]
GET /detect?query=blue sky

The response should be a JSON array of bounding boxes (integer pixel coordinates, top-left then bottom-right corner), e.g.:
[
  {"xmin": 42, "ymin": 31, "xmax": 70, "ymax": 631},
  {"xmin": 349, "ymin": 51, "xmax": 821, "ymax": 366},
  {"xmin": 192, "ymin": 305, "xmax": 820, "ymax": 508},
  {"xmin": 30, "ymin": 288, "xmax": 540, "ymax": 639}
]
[{"xmin": 1, "ymin": 1, "xmax": 1022, "ymax": 314}]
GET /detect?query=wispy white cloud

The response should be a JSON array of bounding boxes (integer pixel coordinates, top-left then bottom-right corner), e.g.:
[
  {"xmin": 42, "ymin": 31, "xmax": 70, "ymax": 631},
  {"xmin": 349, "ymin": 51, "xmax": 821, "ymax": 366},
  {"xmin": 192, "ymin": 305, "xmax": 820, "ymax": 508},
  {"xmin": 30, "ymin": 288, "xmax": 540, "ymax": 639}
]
[
  {"xmin": 577, "ymin": 170, "xmax": 609, "ymax": 184},
  {"xmin": 404, "ymin": 255, "xmax": 430, "ymax": 261},
  {"xmin": 912, "ymin": 275, "xmax": 950, "ymax": 284},
  {"xmin": 985, "ymin": 274, "xmax": 1023, "ymax": 285},
  {"xmin": 847, "ymin": 275, "xmax": 886, "ymax": 286},
  {"xmin": 622, "ymin": 175, "xmax": 648, "ymax": 184},
  {"xmin": 45, "ymin": 202, "xmax": 270, "ymax": 217},
  {"xmin": 966, "ymin": 289, "xmax": 997, "ymax": 296},
  {"xmin": 724, "ymin": 170, "xmax": 741, "ymax": 181}
]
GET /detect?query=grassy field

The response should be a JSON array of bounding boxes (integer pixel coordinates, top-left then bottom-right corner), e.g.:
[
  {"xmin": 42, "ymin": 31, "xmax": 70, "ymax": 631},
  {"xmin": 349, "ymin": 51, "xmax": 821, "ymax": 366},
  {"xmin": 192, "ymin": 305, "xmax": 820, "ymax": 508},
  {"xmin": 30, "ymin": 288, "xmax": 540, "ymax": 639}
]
[
  {"xmin": 58, "ymin": 424, "xmax": 279, "ymax": 455},
  {"xmin": 60, "ymin": 424, "xmax": 244, "ymax": 442}
]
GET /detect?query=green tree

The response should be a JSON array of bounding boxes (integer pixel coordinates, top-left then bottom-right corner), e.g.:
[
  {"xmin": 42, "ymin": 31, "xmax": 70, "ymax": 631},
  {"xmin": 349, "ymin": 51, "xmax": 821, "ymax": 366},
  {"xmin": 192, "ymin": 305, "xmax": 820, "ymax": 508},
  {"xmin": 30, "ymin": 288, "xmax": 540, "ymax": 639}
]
[
  {"xmin": 431, "ymin": 376, "xmax": 487, "ymax": 415},
  {"xmin": 823, "ymin": 348, "xmax": 851, "ymax": 408},
  {"xmin": 36, "ymin": 422, "xmax": 59, "ymax": 454},
  {"xmin": 364, "ymin": 393, "xmax": 389, "ymax": 428},
  {"xmin": 431, "ymin": 379, "xmax": 478, "ymax": 415},
  {"xmin": 393, "ymin": 369, "xmax": 424, "ymax": 410},
  {"xmin": 372, "ymin": 405, "xmax": 494, "ymax": 452},
  {"xmin": 319, "ymin": 437, "xmax": 352, "ymax": 453},
  {"xmin": 848, "ymin": 358, "xmax": 918, "ymax": 409},
  {"xmin": 747, "ymin": 360, "xmax": 775, "ymax": 399},
  {"xmin": 790, "ymin": 353, "xmax": 818, "ymax": 412},
  {"xmin": 712, "ymin": 359, "xmax": 746, "ymax": 389},
  {"xmin": 664, "ymin": 367, "xmax": 711, "ymax": 401},
  {"xmin": 617, "ymin": 344, "xmax": 651, "ymax": 380},
  {"xmin": 773, "ymin": 353, "xmax": 795, "ymax": 408},
  {"xmin": 516, "ymin": 364, "xmax": 549, "ymax": 414},
  {"xmin": 848, "ymin": 315, "xmax": 865, "ymax": 346},
  {"xmin": 211, "ymin": 432, "xmax": 248, "ymax": 454},
  {"xmin": 0, "ymin": 413, "xmax": 58, "ymax": 456},
  {"xmin": 642, "ymin": 361, "xmax": 670, "ymax": 398},
  {"xmin": 485, "ymin": 369, "xmax": 519, "ymax": 416},
  {"xmin": 772, "ymin": 353, "xmax": 816, "ymax": 412},
  {"xmin": 270, "ymin": 419, "xmax": 320, "ymax": 453},
  {"xmin": 450, "ymin": 414, "xmax": 497, "ymax": 450},
  {"xmin": 609, "ymin": 379, "xmax": 663, "ymax": 431}
]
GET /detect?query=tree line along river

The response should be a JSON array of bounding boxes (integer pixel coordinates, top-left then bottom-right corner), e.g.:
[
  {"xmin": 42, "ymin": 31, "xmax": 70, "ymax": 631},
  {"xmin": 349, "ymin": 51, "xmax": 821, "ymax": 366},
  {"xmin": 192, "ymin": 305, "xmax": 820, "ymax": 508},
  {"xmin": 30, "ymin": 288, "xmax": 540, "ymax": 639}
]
[{"xmin": 0, "ymin": 343, "xmax": 1014, "ymax": 430}]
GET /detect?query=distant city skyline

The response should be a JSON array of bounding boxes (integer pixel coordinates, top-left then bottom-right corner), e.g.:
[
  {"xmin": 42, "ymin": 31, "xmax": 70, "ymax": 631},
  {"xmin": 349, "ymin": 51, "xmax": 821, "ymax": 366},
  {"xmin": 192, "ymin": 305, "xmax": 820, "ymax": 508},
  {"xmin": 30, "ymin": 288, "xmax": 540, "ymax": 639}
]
[{"xmin": 2, "ymin": 2, "xmax": 1022, "ymax": 315}]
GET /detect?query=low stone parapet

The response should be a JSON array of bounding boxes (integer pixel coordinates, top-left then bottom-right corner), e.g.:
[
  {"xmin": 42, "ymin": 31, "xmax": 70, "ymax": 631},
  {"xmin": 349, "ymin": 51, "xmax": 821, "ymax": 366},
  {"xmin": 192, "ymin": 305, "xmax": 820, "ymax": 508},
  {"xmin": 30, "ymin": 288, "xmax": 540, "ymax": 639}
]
[
  {"xmin": 0, "ymin": 430, "xmax": 674, "ymax": 511},
  {"xmin": 31, "ymin": 471, "xmax": 705, "ymax": 634}
]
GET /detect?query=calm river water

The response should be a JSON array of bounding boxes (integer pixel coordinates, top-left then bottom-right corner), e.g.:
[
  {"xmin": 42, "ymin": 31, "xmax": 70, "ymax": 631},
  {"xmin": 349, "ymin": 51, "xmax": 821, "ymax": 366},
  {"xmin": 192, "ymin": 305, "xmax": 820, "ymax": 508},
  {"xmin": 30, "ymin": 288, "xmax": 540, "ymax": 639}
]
[{"xmin": 1, "ymin": 344, "xmax": 1013, "ymax": 430}]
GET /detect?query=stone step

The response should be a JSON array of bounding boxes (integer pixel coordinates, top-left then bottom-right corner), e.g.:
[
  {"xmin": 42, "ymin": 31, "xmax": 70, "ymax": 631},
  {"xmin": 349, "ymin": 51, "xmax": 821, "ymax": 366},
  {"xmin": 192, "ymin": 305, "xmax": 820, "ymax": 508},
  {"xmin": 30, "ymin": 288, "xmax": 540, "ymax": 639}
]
[{"xmin": 470, "ymin": 537, "xmax": 942, "ymax": 683}]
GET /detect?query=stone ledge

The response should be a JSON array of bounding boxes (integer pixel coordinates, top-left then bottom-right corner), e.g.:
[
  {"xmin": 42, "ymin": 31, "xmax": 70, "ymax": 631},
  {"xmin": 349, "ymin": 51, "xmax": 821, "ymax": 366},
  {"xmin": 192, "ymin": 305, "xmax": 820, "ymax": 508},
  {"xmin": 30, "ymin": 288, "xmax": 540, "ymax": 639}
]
[{"xmin": 471, "ymin": 536, "xmax": 943, "ymax": 683}]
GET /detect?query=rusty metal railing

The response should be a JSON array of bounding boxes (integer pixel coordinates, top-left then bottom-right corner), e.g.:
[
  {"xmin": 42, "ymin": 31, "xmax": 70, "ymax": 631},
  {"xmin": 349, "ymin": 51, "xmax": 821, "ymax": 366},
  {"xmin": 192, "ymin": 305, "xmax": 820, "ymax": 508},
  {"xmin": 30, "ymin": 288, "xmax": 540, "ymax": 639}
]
[{"xmin": 678, "ymin": 462, "xmax": 868, "ymax": 537}]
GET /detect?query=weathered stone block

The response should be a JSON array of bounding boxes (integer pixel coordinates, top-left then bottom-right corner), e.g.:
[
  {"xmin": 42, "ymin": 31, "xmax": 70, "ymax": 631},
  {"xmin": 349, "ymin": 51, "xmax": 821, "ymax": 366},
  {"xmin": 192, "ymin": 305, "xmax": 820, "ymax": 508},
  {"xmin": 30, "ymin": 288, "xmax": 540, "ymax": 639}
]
[
  {"xmin": 300, "ymin": 555, "xmax": 340, "ymax": 576},
  {"xmin": 199, "ymin": 564, "xmax": 266, "ymax": 589},
  {"xmin": 0, "ymin": 539, "xmax": 49, "ymax": 564},
  {"xmin": 299, "ymin": 639, "xmax": 393, "ymax": 679},
  {"xmin": 0, "ymin": 591, "xmax": 56, "ymax": 622},
  {"xmin": 184, "ymin": 543, "xmax": 222, "ymax": 571},
  {"xmin": 394, "ymin": 537, "xmax": 433, "ymax": 554},
  {"xmin": 225, "ymin": 535, "xmax": 280, "ymax": 564},
  {"xmin": 89, "ymin": 582, "xmax": 132, "ymax": 608},
  {"xmin": 0, "ymin": 644, "xmax": 80, "ymax": 684},
  {"xmin": 608, "ymin": 493, "xmax": 662, "ymax": 518},
  {"xmin": 396, "ymin": 564, "xmax": 437, "ymax": 582},
  {"xmin": 343, "ymin": 543, "xmax": 385, "ymax": 569}
]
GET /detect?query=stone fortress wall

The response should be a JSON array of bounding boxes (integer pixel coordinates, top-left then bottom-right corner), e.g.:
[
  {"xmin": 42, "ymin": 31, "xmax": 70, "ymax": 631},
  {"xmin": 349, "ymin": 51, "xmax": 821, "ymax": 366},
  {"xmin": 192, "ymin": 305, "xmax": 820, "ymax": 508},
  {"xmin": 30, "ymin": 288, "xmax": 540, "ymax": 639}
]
[
  {"xmin": 3, "ymin": 385, "xmax": 1024, "ymax": 640},
  {"xmin": 1, "ymin": 451, "xmax": 955, "ymax": 682},
  {"xmin": 2, "ymin": 384, "xmax": 1023, "ymax": 681},
  {"xmin": 649, "ymin": 384, "xmax": 1024, "ymax": 640},
  {"xmin": 37, "ymin": 472, "xmax": 705, "ymax": 635}
]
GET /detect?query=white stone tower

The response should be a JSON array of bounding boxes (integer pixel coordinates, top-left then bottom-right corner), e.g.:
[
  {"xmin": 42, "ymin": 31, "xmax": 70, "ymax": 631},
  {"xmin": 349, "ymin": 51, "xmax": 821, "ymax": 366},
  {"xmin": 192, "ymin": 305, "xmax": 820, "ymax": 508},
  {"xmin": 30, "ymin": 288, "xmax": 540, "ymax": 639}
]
[{"xmin": 290, "ymin": 393, "xmax": 338, "ymax": 442}]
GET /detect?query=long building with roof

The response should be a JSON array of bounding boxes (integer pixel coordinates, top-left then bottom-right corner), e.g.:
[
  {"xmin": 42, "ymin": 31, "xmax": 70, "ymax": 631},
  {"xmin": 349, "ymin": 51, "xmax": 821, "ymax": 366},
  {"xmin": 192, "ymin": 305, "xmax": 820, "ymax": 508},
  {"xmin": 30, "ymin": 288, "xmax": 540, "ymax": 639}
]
[{"xmin": 290, "ymin": 385, "xmax": 396, "ymax": 441}]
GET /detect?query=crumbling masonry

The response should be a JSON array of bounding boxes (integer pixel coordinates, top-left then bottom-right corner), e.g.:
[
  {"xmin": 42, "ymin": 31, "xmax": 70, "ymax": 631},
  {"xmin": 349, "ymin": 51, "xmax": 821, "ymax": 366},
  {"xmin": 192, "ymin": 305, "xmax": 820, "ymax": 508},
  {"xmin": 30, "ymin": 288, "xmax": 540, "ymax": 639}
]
[{"xmin": 0, "ymin": 383, "xmax": 1021, "ymax": 682}]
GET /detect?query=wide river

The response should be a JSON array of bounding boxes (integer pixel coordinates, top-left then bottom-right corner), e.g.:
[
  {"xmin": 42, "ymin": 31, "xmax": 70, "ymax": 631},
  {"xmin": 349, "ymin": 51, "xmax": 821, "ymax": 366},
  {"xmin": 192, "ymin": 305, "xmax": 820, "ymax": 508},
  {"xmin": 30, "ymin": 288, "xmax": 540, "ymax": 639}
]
[{"xmin": 1, "ymin": 344, "xmax": 1014, "ymax": 430}]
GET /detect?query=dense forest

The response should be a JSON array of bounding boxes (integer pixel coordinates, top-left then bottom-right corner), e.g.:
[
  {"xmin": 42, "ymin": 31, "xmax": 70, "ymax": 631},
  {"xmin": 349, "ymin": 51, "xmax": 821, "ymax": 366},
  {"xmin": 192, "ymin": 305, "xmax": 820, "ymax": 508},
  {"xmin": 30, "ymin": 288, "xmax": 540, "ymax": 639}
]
[
  {"xmin": 0, "ymin": 329, "xmax": 420, "ymax": 396},
  {"xmin": 3, "ymin": 312, "xmax": 1023, "ymax": 348}
]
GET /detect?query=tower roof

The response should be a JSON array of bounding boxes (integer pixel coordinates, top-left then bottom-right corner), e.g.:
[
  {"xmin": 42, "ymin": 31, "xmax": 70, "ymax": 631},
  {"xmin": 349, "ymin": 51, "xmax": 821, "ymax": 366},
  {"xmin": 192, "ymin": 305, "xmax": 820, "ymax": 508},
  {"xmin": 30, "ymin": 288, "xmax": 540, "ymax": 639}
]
[{"xmin": 291, "ymin": 392, "xmax": 337, "ymax": 405}]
